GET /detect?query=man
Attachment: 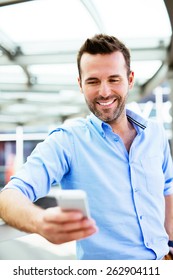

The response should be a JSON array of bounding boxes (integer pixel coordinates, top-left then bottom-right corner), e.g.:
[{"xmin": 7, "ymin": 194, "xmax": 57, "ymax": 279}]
[{"xmin": 0, "ymin": 34, "xmax": 173, "ymax": 260}]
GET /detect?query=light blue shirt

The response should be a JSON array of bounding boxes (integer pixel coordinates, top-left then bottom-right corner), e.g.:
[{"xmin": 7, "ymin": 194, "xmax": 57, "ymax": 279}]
[{"xmin": 5, "ymin": 109, "xmax": 173, "ymax": 259}]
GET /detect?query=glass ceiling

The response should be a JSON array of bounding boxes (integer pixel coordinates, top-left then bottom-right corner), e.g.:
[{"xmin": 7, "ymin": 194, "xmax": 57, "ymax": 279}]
[
  {"xmin": 0, "ymin": 0, "xmax": 171, "ymax": 43},
  {"xmin": 0, "ymin": 0, "xmax": 172, "ymax": 131}
]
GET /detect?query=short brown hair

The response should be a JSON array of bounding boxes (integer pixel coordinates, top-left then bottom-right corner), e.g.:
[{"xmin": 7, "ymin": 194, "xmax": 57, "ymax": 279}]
[{"xmin": 77, "ymin": 34, "xmax": 131, "ymax": 78}]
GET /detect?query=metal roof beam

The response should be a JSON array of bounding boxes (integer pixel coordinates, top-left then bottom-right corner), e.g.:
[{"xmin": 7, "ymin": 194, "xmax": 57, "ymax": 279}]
[
  {"xmin": 0, "ymin": 48, "xmax": 167, "ymax": 66},
  {"xmin": 0, "ymin": 30, "xmax": 22, "ymax": 59},
  {"xmin": 140, "ymin": 0, "xmax": 173, "ymax": 97},
  {"xmin": 0, "ymin": 83, "xmax": 79, "ymax": 92},
  {"xmin": 164, "ymin": 0, "xmax": 173, "ymax": 68},
  {"xmin": 0, "ymin": 0, "xmax": 33, "ymax": 7},
  {"xmin": 141, "ymin": 63, "xmax": 169, "ymax": 96},
  {"xmin": 80, "ymin": 0, "xmax": 106, "ymax": 32}
]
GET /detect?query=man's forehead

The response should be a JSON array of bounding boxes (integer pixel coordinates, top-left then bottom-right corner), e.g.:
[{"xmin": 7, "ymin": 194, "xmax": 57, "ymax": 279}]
[
  {"xmin": 80, "ymin": 51, "xmax": 127, "ymax": 75},
  {"xmin": 80, "ymin": 51, "xmax": 125, "ymax": 64}
]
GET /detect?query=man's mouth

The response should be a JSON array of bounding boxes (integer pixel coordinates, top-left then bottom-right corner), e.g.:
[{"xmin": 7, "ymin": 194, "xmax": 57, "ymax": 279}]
[{"xmin": 97, "ymin": 99, "xmax": 116, "ymax": 107}]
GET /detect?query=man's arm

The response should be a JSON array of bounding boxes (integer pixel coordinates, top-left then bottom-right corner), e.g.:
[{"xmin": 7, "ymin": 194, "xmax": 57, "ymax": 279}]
[
  {"xmin": 0, "ymin": 189, "xmax": 97, "ymax": 244},
  {"xmin": 165, "ymin": 194, "xmax": 173, "ymax": 254}
]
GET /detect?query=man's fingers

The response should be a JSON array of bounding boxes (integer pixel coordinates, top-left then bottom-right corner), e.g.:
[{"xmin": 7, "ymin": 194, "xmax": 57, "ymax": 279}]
[
  {"xmin": 59, "ymin": 218, "xmax": 96, "ymax": 232},
  {"xmin": 52, "ymin": 226, "xmax": 98, "ymax": 244},
  {"xmin": 38, "ymin": 206, "xmax": 98, "ymax": 245},
  {"xmin": 43, "ymin": 207, "xmax": 84, "ymax": 223}
]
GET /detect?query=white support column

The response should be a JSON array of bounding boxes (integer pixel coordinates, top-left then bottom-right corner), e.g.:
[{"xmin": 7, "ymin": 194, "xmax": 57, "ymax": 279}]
[
  {"xmin": 154, "ymin": 86, "xmax": 164, "ymax": 123},
  {"xmin": 15, "ymin": 126, "xmax": 24, "ymax": 171}
]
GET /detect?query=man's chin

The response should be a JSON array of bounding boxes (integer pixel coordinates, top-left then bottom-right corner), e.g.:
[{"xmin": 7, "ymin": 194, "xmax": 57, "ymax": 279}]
[{"xmin": 95, "ymin": 113, "xmax": 115, "ymax": 123}]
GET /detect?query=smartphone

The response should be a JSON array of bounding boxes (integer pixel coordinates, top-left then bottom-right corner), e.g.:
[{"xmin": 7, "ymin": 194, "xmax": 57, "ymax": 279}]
[{"xmin": 57, "ymin": 189, "xmax": 90, "ymax": 218}]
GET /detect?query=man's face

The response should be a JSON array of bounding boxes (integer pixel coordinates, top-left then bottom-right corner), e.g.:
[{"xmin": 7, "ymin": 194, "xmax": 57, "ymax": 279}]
[{"xmin": 78, "ymin": 51, "xmax": 134, "ymax": 124}]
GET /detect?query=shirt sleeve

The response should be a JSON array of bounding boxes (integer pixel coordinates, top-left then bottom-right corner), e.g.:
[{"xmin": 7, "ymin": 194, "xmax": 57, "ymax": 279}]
[{"xmin": 2, "ymin": 128, "xmax": 73, "ymax": 201}]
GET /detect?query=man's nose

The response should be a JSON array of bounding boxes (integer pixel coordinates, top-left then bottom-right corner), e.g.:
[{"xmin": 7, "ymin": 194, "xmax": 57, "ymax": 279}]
[{"xmin": 99, "ymin": 82, "xmax": 111, "ymax": 98}]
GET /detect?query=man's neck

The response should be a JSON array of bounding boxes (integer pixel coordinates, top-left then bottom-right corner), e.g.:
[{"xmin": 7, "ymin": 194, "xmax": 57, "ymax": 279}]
[{"xmin": 110, "ymin": 115, "xmax": 137, "ymax": 152}]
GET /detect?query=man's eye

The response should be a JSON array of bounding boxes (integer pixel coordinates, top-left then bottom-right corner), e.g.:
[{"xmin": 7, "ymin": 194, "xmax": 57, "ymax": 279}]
[
  {"xmin": 110, "ymin": 79, "xmax": 120, "ymax": 83},
  {"xmin": 87, "ymin": 80, "xmax": 98, "ymax": 85}
]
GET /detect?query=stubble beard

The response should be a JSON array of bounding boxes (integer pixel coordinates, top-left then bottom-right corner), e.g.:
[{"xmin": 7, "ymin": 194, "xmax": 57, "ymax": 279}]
[{"xmin": 85, "ymin": 94, "xmax": 127, "ymax": 124}]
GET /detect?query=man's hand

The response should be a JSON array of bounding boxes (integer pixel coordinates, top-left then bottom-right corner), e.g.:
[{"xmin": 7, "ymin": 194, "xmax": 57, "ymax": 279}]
[
  {"xmin": 36, "ymin": 206, "xmax": 98, "ymax": 244},
  {"xmin": 0, "ymin": 189, "xmax": 98, "ymax": 245}
]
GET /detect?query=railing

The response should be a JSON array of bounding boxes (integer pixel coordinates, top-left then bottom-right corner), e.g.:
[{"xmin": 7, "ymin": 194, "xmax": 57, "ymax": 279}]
[
  {"xmin": 0, "ymin": 192, "xmax": 58, "ymax": 242},
  {"xmin": 0, "ymin": 219, "xmax": 27, "ymax": 242}
]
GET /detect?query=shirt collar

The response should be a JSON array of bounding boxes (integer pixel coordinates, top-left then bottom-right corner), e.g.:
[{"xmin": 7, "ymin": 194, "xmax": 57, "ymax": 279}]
[
  {"xmin": 87, "ymin": 113, "xmax": 107, "ymax": 137},
  {"xmin": 126, "ymin": 109, "xmax": 147, "ymax": 133},
  {"xmin": 88, "ymin": 109, "xmax": 148, "ymax": 136}
]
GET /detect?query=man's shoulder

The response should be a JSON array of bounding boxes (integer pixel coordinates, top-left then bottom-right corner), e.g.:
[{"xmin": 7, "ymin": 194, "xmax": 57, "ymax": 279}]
[{"xmin": 49, "ymin": 117, "xmax": 88, "ymax": 136}]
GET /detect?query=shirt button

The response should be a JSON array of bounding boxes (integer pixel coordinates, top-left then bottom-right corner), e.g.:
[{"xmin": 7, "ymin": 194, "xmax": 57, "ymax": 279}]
[
  {"xmin": 114, "ymin": 138, "xmax": 118, "ymax": 142},
  {"xmin": 140, "ymin": 215, "xmax": 143, "ymax": 220}
]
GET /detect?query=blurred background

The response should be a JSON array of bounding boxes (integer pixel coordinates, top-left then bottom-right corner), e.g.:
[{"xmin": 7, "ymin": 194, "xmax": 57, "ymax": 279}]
[{"xmin": 0, "ymin": 0, "xmax": 173, "ymax": 259}]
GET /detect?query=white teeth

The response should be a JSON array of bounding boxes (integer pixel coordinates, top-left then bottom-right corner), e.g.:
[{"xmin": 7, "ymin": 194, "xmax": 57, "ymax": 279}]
[{"xmin": 99, "ymin": 100, "xmax": 114, "ymax": 106}]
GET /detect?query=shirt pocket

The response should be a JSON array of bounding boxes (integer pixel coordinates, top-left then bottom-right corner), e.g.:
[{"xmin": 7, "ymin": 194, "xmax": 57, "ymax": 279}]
[{"xmin": 140, "ymin": 155, "xmax": 164, "ymax": 195}]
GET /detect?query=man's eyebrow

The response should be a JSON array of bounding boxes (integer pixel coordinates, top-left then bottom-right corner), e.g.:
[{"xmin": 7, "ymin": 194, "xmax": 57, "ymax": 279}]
[
  {"xmin": 109, "ymin": 74, "xmax": 121, "ymax": 78},
  {"xmin": 85, "ymin": 75, "xmax": 121, "ymax": 81}
]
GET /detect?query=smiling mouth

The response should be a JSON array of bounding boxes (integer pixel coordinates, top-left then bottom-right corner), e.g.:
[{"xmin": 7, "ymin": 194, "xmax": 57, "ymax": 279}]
[{"xmin": 97, "ymin": 99, "xmax": 116, "ymax": 107}]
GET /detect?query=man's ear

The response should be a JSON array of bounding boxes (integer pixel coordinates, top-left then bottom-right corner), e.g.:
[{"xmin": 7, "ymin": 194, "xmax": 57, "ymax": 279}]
[
  {"xmin": 128, "ymin": 71, "xmax": 134, "ymax": 89},
  {"xmin": 78, "ymin": 77, "xmax": 83, "ymax": 93}
]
